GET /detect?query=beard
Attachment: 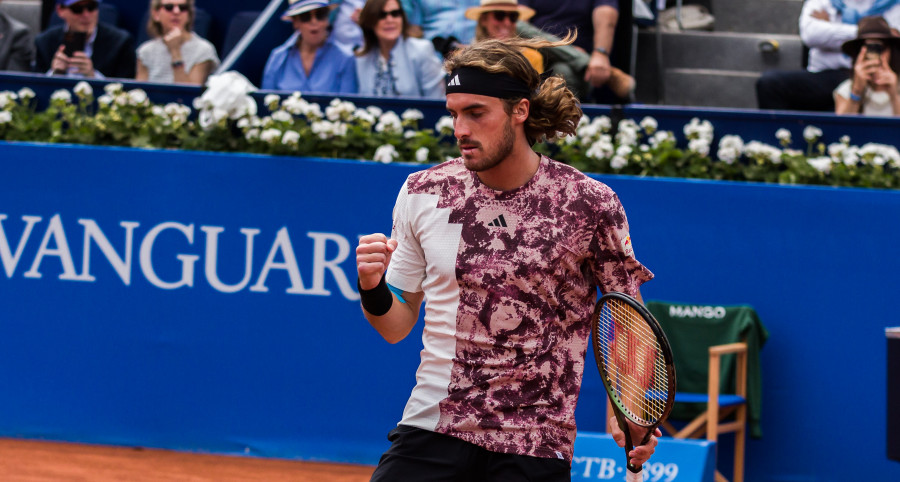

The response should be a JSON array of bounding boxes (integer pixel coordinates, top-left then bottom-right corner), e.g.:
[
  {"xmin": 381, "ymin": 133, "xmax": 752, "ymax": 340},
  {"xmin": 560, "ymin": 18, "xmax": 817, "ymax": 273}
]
[{"xmin": 459, "ymin": 117, "xmax": 516, "ymax": 172}]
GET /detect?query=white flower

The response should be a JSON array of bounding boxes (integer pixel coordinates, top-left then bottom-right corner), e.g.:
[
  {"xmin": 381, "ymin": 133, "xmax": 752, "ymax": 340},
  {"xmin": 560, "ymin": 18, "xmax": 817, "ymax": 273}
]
[
  {"xmin": 586, "ymin": 138, "xmax": 614, "ymax": 160},
  {"xmin": 325, "ymin": 98, "xmax": 356, "ymax": 121},
  {"xmin": 128, "ymin": 89, "xmax": 149, "ymax": 106},
  {"xmin": 373, "ymin": 144, "xmax": 399, "ymax": 163},
  {"xmin": 803, "ymin": 125, "xmax": 823, "ymax": 142},
  {"xmin": 610, "ymin": 156, "xmax": 628, "ymax": 169},
  {"xmin": 576, "ymin": 122, "xmax": 601, "ymax": 142},
  {"xmin": 366, "ymin": 105, "xmax": 383, "ymax": 118},
  {"xmin": 684, "ymin": 117, "xmax": 713, "ymax": 142},
  {"xmin": 73, "ymin": 81, "xmax": 93, "ymax": 97},
  {"xmin": 615, "ymin": 126, "xmax": 638, "ymax": 146},
  {"xmin": 649, "ymin": 130, "xmax": 673, "ymax": 148},
  {"xmin": 104, "ymin": 83, "xmax": 124, "ymax": 95},
  {"xmin": 0, "ymin": 91, "xmax": 16, "ymax": 110},
  {"xmin": 376, "ymin": 111, "xmax": 403, "ymax": 133},
  {"xmin": 264, "ymin": 94, "xmax": 281, "ymax": 110},
  {"xmin": 615, "ymin": 144, "xmax": 633, "ymax": 157},
  {"xmin": 97, "ymin": 94, "xmax": 113, "ymax": 107},
  {"xmin": 332, "ymin": 121, "xmax": 348, "ymax": 138},
  {"xmin": 17, "ymin": 87, "xmax": 35, "ymax": 100},
  {"xmin": 260, "ymin": 128, "xmax": 282, "ymax": 143},
  {"xmin": 775, "ymin": 128, "xmax": 791, "ymax": 142},
  {"xmin": 196, "ymin": 71, "xmax": 258, "ymax": 129},
  {"xmin": 415, "ymin": 147, "xmax": 430, "ymax": 162},
  {"xmin": 435, "ymin": 115, "xmax": 454, "ymax": 135},
  {"xmin": 353, "ymin": 108, "xmax": 376, "ymax": 125},
  {"xmin": 688, "ymin": 138, "xmax": 711, "ymax": 157},
  {"xmin": 744, "ymin": 141, "xmax": 783, "ymax": 164},
  {"xmin": 311, "ymin": 120, "xmax": 337, "ymax": 139},
  {"xmin": 245, "ymin": 128, "xmax": 260, "ymax": 141},
  {"xmin": 807, "ymin": 156, "xmax": 832, "ymax": 173},
  {"xmin": 282, "ymin": 130, "xmax": 300, "ymax": 145},
  {"xmin": 858, "ymin": 143, "xmax": 900, "ymax": 167},
  {"xmin": 639, "ymin": 116, "xmax": 658, "ymax": 133},
  {"xmin": 840, "ymin": 135, "xmax": 851, "ymax": 145},
  {"xmin": 0, "ymin": 111, "xmax": 12, "ymax": 124},
  {"xmin": 151, "ymin": 105, "xmax": 165, "ymax": 117},
  {"xmin": 401, "ymin": 108, "xmax": 424, "ymax": 122},
  {"xmin": 282, "ymin": 93, "xmax": 308, "ymax": 115},
  {"xmin": 593, "ymin": 116, "xmax": 612, "ymax": 132},
  {"xmin": 237, "ymin": 118, "xmax": 251, "ymax": 129},
  {"xmin": 271, "ymin": 110, "xmax": 292, "ymax": 123},
  {"xmin": 717, "ymin": 135, "xmax": 744, "ymax": 164},
  {"xmin": 50, "ymin": 89, "xmax": 72, "ymax": 104}
]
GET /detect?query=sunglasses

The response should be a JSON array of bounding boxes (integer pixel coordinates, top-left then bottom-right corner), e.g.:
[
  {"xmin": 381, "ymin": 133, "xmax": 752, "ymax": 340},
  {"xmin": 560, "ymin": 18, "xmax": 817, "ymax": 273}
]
[
  {"xmin": 160, "ymin": 3, "xmax": 191, "ymax": 13},
  {"xmin": 67, "ymin": 2, "xmax": 99, "ymax": 15},
  {"xmin": 378, "ymin": 8, "xmax": 403, "ymax": 20},
  {"xmin": 297, "ymin": 7, "xmax": 330, "ymax": 23},
  {"xmin": 490, "ymin": 10, "xmax": 519, "ymax": 23}
]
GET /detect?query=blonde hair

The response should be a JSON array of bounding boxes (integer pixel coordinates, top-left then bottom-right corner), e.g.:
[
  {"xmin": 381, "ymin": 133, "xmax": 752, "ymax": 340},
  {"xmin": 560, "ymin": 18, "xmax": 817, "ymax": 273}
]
[
  {"xmin": 444, "ymin": 33, "xmax": 582, "ymax": 143},
  {"xmin": 146, "ymin": 0, "xmax": 196, "ymax": 38}
]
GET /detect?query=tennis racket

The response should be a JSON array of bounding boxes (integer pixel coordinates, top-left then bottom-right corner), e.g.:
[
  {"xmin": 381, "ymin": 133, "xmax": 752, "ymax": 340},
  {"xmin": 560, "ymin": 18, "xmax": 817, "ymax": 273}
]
[{"xmin": 591, "ymin": 292, "xmax": 676, "ymax": 482}]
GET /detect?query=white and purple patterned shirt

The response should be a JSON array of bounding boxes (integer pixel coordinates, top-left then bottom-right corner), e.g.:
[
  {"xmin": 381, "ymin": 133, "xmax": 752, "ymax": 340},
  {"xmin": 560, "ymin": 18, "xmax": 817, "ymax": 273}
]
[{"xmin": 385, "ymin": 155, "xmax": 653, "ymax": 461}]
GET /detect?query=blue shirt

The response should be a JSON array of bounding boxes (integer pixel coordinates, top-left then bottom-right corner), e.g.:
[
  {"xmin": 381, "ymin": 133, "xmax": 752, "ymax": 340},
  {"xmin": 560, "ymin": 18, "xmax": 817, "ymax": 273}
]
[
  {"xmin": 400, "ymin": 0, "xmax": 480, "ymax": 43},
  {"xmin": 261, "ymin": 31, "xmax": 358, "ymax": 94}
]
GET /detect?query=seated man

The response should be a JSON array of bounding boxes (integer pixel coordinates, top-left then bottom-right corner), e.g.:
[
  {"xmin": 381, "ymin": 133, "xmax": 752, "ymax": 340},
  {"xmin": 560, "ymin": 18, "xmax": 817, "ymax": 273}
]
[
  {"xmin": 756, "ymin": 0, "xmax": 900, "ymax": 111},
  {"xmin": 517, "ymin": 0, "xmax": 632, "ymax": 103},
  {"xmin": 34, "ymin": 0, "xmax": 135, "ymax": 79},
  {"xmin": 0, "ymin": 0, "xmax": 36, "ymax": 72}
]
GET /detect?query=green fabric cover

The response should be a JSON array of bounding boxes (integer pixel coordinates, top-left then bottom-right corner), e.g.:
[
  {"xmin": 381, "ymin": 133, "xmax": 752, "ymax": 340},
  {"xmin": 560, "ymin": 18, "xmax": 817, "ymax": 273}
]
[{"xmin": 645, "ymin": 301, "xmax": 769, "ymax": 438}]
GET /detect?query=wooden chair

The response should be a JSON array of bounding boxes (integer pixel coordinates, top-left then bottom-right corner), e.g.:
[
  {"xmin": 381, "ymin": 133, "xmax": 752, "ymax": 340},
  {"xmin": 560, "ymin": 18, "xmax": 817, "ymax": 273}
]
[{"xmin": 642, "ymin": 301, "xmax": 767, "ymax": 482}]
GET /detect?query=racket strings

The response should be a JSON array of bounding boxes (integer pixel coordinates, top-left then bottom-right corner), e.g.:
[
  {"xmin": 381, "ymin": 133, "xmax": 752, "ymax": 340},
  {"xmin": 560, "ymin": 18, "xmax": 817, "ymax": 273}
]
[{"xmin": 595, "ymin": 299, "xmax": 670, "ymax": 425}]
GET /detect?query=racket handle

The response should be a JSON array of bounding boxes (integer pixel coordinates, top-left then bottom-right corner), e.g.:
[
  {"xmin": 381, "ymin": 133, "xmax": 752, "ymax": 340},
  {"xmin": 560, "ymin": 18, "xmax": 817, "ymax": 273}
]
[{"xmin": 625, "ymin": 468, "xmax": 643, "ymax": 482}]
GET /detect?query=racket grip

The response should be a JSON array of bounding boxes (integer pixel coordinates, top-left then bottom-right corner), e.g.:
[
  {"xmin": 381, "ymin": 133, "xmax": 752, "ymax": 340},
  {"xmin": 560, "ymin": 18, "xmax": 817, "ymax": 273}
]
[{"xmin": 625, "ymin": 468, "xmax": 643, "ymax": 482}]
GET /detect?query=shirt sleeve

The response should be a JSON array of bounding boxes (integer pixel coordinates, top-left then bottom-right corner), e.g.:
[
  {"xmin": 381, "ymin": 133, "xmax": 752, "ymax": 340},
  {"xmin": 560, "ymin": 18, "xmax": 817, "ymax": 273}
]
[
  {"xmin": 589, "ymin": 192, "xmax": 653, "ymax": 297},
  {"xmin": 385, "ymin": 178, "xmax": 428, "ymax": 293}
]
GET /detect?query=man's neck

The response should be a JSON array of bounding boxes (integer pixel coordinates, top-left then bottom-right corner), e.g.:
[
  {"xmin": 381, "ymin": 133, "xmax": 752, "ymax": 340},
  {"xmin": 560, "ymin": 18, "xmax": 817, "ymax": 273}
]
[{"xmin": 476, "ymin": 144, "xmax": 541, "ymax": 192}]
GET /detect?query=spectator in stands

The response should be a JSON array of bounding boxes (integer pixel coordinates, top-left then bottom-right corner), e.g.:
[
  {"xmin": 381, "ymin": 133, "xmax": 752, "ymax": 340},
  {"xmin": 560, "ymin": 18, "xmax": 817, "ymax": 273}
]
[
  {"xmin": 356, "ymin": 0, "xmax": 445, "ymax": 98},
  {"xmin": 401, "ymin": 0, "xmax": 480, "ymax": 54},
  {"xmin": 262, "ymin": 0, "xmax": 357, "ymax": 94},
  {"xmin": 834, "ymin": 15, "xmax": 900, "ymax": 114},
  {"xmin": 0, "ymin": 0, "xmax": 36, "ymax": 71},
  {"xmin": 465, "ymin": 0, "xmax": 542, "ymax": 73},
  {"xmin": 516, "ymin": 0, "xmax": 632, "ymax": 103},
  {"xmin": 135, "ymin": 0, "xmax": 218, "ymax": 85},
  {"xmin": 34, "ymin": 0, "xmax": 135, "ymax": 78},
  {"xmin": 331, "ymin": 0, "xmax": 365, "ymax": 52},
  {"xmin": 756, "ymin": 0, "xmax": 900, "ymax": 112}
]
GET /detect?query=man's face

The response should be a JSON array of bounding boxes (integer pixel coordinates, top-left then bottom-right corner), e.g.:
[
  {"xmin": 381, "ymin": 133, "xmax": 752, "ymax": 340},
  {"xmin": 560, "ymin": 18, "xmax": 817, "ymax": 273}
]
[
  {"xmin": 57, "ymin": 1, "xmax": 99, "ymax": 34},
  {"xmin": 446, "ymin": 93, "xmax": 518, "ymax": 173}
]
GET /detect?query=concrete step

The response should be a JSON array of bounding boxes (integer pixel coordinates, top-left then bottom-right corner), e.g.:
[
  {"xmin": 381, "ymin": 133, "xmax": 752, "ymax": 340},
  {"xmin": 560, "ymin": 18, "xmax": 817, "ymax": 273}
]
[
  {"xmin": 710, "ymin": 0, "xmax": 803, "ymax": 35},
  {"xmin": 662, "ymin": 68, "xmax": 761, "ymax": 109},
  {"xmin": 658, "ymin": 30, "xmax": 804, "ymax": 72}
]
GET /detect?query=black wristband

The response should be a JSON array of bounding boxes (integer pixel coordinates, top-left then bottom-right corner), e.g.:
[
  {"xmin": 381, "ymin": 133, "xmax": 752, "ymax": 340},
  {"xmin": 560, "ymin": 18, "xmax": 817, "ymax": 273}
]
[{"xmin": 358, "ymin": 276, "xmax": 393, "ymax": 316}]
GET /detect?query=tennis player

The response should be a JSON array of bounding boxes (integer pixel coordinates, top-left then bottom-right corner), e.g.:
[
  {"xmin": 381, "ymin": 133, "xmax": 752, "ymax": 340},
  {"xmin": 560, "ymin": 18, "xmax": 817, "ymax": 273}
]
[{"xmin": 356, "ymin": 34, "xmax": 659, "ymax": 481}]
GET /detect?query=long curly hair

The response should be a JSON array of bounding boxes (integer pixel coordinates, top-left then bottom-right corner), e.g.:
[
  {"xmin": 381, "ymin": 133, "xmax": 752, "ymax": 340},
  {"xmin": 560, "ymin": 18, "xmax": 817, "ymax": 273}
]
[{"xmin": 443, "ymin": 33, "xmax": 582, "ymax": 144}]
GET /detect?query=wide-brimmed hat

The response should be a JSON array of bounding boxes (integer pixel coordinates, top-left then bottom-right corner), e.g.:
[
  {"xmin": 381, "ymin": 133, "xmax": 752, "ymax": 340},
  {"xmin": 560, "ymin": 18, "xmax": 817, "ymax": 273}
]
[
  {"xmin": 464, "ymin": 0, "xmax": 534, "ymax": 22},
  {"xmin": 841, "ymin": 15, "xmax": 900, "ymax": 58},
  {"xmin": 282, "ymin": 0, "xmax": 335, "ymax": 21}
]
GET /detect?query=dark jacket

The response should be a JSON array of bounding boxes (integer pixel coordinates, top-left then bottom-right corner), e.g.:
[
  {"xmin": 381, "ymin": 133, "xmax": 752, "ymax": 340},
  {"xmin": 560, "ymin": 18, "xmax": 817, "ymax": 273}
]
[
  {"xmin": 0, "ymin": 11, "xmax": 35, "ymax": 72},
  {"xmin": 34, "ymin": 21, "xmax": 135, "ymax": 79}
]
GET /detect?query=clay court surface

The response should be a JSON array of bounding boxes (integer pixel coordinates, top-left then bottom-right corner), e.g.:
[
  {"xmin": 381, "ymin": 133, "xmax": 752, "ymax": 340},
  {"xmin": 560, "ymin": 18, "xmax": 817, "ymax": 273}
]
[{"xmin": 0, "ymin": 438, "xmax": 376, "ymax": 481}]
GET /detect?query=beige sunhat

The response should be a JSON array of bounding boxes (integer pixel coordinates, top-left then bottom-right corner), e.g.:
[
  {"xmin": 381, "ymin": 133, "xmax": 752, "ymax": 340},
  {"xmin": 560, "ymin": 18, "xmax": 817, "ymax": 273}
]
[{"xmin": 464, "ymin": 0, "xmax": 535, "ymax": 22}]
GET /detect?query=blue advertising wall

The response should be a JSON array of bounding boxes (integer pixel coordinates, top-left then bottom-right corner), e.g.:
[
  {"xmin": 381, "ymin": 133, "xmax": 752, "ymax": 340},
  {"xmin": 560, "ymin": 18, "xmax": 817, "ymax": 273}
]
[{"xmin": 1, "ymin": 140, "xmax": 900, "ymax": 481}]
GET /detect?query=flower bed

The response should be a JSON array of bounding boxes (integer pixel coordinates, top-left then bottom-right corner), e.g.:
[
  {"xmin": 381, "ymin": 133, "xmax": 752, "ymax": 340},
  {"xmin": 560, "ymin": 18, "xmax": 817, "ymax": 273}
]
[{"xmin": 1, "ymin": 72, "xmax": 897, "ymax": 189}]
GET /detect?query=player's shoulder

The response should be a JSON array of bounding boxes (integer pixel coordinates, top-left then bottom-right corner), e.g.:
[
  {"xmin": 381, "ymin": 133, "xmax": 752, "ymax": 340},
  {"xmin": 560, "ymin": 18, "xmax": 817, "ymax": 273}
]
[
  {"xmin": 542, "ymin": 156, "xmax": 617, "ymax": 200},
  {"xmin": 404, "ymin": 157, "xmax": 468, "ymax": 193}
]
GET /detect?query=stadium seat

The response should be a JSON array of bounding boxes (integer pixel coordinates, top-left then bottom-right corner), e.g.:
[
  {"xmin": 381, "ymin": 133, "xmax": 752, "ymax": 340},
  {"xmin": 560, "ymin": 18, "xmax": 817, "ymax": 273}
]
[
  {"xmin": 643, "ymin": 301, "xmax": 768, "ymax": 482},
  {"xmin": 220, "ymin": 11, "xmax": 261, "ymax": 59}
]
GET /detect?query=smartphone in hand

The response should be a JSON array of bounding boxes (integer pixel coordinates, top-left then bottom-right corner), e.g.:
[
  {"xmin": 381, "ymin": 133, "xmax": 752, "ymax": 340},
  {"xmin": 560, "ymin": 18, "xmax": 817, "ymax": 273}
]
[{"xmin": 63, "ymin": 31, "xmax": 88, "ymax": 56}]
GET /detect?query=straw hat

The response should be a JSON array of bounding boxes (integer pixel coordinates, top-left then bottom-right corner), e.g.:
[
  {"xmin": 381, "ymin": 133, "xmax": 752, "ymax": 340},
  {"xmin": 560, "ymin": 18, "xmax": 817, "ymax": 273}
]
[
  {"xmin": 464, "ymin": 0, "xmax": 535, "ymax": 22},
  {"xmin": 841, "ymin": 15, "xmax": 900, "ymax": 58},
  {"xmin": 281, "ymin": 0, "xmax": 336, "ymax": 21}
]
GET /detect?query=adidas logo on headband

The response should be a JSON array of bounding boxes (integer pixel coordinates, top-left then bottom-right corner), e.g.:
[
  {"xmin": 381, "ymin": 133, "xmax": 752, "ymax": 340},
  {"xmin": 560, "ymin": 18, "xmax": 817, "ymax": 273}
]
[{"xmin": 447, "ymin": 74, "xmax": 461, "ymax": 87}]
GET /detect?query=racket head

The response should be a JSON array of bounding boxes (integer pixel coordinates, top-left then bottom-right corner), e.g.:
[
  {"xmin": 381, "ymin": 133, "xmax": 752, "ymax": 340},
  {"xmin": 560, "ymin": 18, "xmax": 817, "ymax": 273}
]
[{"xmin": 591, "ymin": 292, "xmax": 676, "ymax": 429}]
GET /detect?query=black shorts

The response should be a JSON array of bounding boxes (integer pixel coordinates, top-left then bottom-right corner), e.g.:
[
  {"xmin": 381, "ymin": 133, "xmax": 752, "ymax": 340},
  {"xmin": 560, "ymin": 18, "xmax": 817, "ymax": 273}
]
[{"xmin": 369, "ymin": 425, "xmax": 571, "ymax": 482}]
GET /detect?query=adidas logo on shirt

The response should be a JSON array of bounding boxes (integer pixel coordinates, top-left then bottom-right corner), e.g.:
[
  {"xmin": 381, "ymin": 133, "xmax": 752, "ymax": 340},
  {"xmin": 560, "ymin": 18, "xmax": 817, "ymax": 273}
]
[
  {"xmin": 447, "ymin": 74, "xmax": 461, "ymax": 87},
  {"xmin": 487, "ymin": 214, "xmax": 508, "ymax": 228}
]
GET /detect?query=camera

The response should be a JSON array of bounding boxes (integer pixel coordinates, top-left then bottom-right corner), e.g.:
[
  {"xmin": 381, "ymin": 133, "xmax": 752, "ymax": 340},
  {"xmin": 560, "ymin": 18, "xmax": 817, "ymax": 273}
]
[
  {"xmin": 865, "ymin": 42, "xmax": 884, "ymax": 61},
  {"xmin": 63, "ymin": 31, "xmax": 87, "ymax": 56}
]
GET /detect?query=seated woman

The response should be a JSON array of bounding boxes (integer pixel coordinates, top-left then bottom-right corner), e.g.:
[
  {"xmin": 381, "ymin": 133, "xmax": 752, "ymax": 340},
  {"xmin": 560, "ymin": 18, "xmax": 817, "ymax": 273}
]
[
  {"xmin": 465, "ymin": 0, "xmax": 542, "ymax": 73},
  {"xmin": 355, "ymin": 0, "xmax": 445, "ymax": 98},
  {"xmin": 262, "ymin": 0, "xmax": 358, "ymax": 94},
  {"xmin": 136, "ymin": 0, "xmax": 219, "ymax": 85},
  {"xmin": 834, "ymin": 16, "xmax": 900, "ymax": 116}
]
